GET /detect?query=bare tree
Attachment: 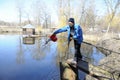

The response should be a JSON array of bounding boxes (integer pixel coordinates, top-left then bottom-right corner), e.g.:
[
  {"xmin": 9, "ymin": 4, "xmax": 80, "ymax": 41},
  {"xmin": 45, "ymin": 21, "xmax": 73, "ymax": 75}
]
[
  {"xmin": 41, "ymin": 6, "xmax": 51, "ymax": 28},
  {"xmin": 76, "ymin": 0, "xmax": 96, "ymax": 31},
  {"xmin": 32, "ymin": 0, "xmax": 42, "ymax": 26},
  {"xmin": 104, "ymin": 0, "xmax": 120, "ymax": 33},
  {"xmin": 75, "ymin": 0, "xmax": 88, "ymax": 28},
  {"xmin": 63, "ymin": 0, "xmax": 71, "ymax": 22},
  {"xmin": 56, "ymin": 0, "xmax": 73, "ymax": 27},
  {"xmin": 85, "ymin": 0, "xmax": 96, "ymax": 31},
  {"xmin": 25, "ymin": 12, "xmax": 31, "ymax": 24},
  {"xmin": 79, "ymin": 0, "xmax": 87, "ymax": 25},
  {"xmin": 32, "ymin": 0, "xmax": 51, "ymax": 28},
  {"xmin": 57, "ymin": 0, "xmax": 96, "ymax": 30},
  {"xmin": 16, "ymin": 0, "xmax": 24, "ymax": 26}
]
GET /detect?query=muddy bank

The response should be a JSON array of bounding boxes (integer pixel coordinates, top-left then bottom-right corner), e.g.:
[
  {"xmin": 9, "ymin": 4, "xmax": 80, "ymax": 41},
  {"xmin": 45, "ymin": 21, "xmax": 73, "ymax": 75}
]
[
  {"xmin": 97, "ymin": 38, "xmax": 120, "ymax": 54},
  {"xmin": 84, "ymin": 36, "xmax": 120, "ymax": 80},
  {"xmin": 98, "ymin": 43, "xmax": 120, "ymax": 80},
  {"xmin": 84, "ymin": 33, "xmax": 120, "ymax": 53}
]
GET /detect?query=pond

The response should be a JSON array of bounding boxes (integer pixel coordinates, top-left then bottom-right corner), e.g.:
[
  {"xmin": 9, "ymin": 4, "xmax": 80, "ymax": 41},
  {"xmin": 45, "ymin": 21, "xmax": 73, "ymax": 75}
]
[{"xmin": 0, "ymin": 35, "xmax": 106, "ymax": 80}]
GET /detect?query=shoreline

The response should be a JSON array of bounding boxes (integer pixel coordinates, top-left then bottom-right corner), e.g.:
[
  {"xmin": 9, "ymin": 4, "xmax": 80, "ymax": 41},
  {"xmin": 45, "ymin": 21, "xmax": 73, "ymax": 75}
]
[
  {"xmin": 83, "ymin": 33, "xmax": 120, "ymax": 53},
  {"xmin": 0, "ymin": 32, "xmax": 119, "ymax": 53}
]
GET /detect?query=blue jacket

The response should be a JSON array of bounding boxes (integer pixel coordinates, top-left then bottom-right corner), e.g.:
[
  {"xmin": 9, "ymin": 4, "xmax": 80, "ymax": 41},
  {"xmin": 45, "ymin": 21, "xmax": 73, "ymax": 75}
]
[{"xmin": 53, "ymin": 24, "xmax": 83, "ymax": 44}]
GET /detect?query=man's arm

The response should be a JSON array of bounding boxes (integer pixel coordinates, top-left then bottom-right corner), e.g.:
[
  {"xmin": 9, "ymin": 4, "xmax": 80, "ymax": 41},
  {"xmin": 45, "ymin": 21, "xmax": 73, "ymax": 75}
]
[{"xmin": 53, "ymin": 26, "xmax": 68, "ymax": 35}]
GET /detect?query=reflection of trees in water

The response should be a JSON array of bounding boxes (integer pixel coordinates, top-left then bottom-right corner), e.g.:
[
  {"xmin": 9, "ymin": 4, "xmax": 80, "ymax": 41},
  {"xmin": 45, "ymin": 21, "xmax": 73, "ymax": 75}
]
[
  {"xmin": 81, "ymin": 43, "xmax": 93, "ymax": 62},
  {"xmin": 57, "ymin": 38, "xmax": 97, "ymax": 63},
  {"xmin": 16, "ymin": 35, "xmax": 24, "ymax": 64},
  {"xmin": 57, "ymin": 37, "xmax": 68, "ymax": 61},
  {"xmin": 56, "ymin": 36, "xmax": 76, "ymax": 62},
  {"xmin": 16, "ymin": 36, "xmax": 102, "ymax": 65},
  {"xmin": 16, "ymin": 50, "xmax": 24, "ymax": 64},
  {"xmin": 16, "ymin": 37, "xmax": 48, "ymax": 63},
  {"xmin": 31, "ymin": 37, "xmax": 46, "ymax": 61}
]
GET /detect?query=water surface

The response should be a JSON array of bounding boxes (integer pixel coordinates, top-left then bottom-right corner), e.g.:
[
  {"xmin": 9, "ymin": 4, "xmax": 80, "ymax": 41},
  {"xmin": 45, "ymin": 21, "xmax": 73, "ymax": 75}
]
[{"xmin": 0, "ymin": 35, "xmax": 105, "ymax": 80}]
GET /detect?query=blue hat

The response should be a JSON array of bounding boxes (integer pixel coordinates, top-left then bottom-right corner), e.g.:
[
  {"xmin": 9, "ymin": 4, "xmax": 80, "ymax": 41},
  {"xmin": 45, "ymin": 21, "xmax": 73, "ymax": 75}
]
[{"xmin": 68, "ymin": 18, "xmax": 75, "ymax": 24}]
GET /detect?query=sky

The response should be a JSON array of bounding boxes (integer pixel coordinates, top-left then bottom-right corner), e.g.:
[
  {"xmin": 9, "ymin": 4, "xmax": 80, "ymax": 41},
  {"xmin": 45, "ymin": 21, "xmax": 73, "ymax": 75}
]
[
  {"xmin": 0, "ymin": 0, "xmax": 17, "ymax": 22},
  {"xmin": 0, "ymin": 0, "xmax": 106, "ymax": 23}
]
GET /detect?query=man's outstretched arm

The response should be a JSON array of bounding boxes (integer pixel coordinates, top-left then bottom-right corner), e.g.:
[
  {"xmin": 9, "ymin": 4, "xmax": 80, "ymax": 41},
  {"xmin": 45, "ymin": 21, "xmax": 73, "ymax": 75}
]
[{"xmin": 53, "ymin": 26, "xmax": 68, "ymax": 35}]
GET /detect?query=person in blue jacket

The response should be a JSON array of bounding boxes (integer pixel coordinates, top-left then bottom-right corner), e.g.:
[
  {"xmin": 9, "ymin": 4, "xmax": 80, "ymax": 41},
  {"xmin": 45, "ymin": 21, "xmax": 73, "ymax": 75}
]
[{"xmin": 52, "ymin": 18, "xmax": 83, "ymax": 61}]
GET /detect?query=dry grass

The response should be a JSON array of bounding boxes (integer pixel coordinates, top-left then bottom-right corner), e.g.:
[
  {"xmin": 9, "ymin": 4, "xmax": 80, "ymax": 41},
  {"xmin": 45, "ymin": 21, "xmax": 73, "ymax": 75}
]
[
  {"xmin": 83, "ymin": 32, "xmax": 118, "ymax": 44},
  {"xmin": 83, "ymin": 34, "xmax": 101, "ymax": 44}
]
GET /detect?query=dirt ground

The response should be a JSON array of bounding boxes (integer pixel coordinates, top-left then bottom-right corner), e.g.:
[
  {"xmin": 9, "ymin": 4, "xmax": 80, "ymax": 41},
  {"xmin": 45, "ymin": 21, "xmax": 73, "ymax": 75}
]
[
  {"xmin": 97, "ymin": 38, "xmax": 120, "ymax": 53},
  {"xmin": 84, "ymin": 33, "xmax": 120, "ymax": 53},
  {"xmin": 97, "ymin": 38, "xmax": 120, "ymax": 79}
]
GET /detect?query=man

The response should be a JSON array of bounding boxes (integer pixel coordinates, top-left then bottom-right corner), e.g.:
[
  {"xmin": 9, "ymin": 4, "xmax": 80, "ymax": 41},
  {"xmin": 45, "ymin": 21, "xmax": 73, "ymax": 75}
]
[{"xmin": 52, "ymin": 18, "xmax": 83, "ymax": 61}]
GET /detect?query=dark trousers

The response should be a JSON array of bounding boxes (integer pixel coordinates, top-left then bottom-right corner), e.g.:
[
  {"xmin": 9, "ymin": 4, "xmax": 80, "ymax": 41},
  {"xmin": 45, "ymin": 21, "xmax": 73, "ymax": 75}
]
[
  {"xmin": 74, "ymin": 40, "xmax": 82, "ymax": 80},
  {"xmin": 74, "ymin": 40, "xmax": 82, "ymax": 61}
]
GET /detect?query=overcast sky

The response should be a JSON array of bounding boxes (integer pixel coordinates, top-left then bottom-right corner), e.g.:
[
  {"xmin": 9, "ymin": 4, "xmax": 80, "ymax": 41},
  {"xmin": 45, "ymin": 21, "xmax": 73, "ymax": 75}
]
[{"xmin": 0, "ymin": 0, "xmax": 106, "ymax": 23}]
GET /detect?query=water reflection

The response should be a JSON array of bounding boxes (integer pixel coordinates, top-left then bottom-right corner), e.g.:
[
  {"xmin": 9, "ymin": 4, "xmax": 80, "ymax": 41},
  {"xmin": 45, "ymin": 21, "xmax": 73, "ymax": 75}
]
[
  {"xmin": 91, "ymin": 47, "xmax": 106, "ymax": 65},
  {"xmin": 81, "ymin": 43, "xmax": 106, "ymax": 65},
  {"xmin": 0, "ymin": 35, "xmax": 105, "ymax": 80},
  {"xmin": 56, "ymin": 37, "xmax": 105, "ymax": 65},
  {"xmin": 81, "ymin": 43, "xmax": 93, "ymax": 63},
  {"xmin": 16, "ymin": 36, "xmax": 44, "ymax": 64},
  {"xmin": 22, "ymin": 37, "xmax": 35, "ymax": 44},
  {"xmin": 31, "ymin": 37, "xmax": 45, "ymax": 61},
  {"xmin": 57, "ymin": 37, "xmax": 68, "ymax": 61},
  {"xmin": 16, "ymin": 36, "xmax": 24, "ymax": 64},
  {"xmin": 0, "ymin": 35, "xmax": 60, "ymax": 80},
  {"xmin": 56, "ymin": 37, "xmax": 76, "ymax": 62},
  {"xmin": 20, "ymin": 36, "xmax": 47, "ymax": 61},
  {"xmin": 56, "ymin": 38, "xmax": 105, "ymax": 79}
]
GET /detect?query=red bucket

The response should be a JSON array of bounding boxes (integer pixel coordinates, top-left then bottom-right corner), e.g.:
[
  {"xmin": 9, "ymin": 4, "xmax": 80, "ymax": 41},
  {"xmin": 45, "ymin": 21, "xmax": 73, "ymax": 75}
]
[{"xmin": 50, "ymin": 34, "xmax": 57, "ymax": 42}]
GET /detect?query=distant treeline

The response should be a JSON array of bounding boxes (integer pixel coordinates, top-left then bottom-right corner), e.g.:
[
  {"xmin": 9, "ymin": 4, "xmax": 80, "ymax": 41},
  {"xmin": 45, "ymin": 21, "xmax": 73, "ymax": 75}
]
[
  {"xmin": 0, "ymin": 21, "xmax": 18, "ymax": 27},
  {"xmin": 0, "ymin": 20, "xmax": 32, "ymax": 27}
]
